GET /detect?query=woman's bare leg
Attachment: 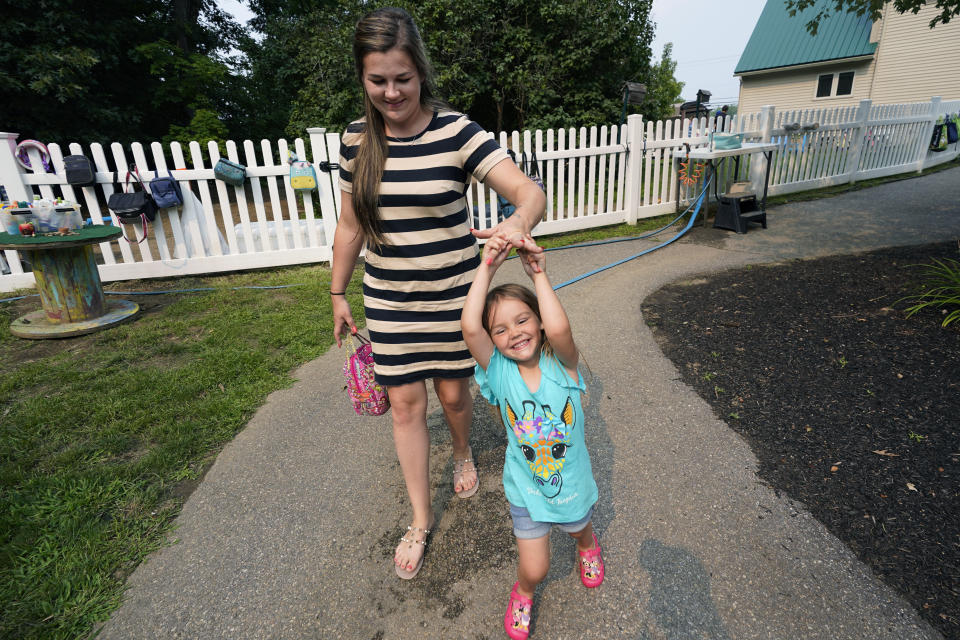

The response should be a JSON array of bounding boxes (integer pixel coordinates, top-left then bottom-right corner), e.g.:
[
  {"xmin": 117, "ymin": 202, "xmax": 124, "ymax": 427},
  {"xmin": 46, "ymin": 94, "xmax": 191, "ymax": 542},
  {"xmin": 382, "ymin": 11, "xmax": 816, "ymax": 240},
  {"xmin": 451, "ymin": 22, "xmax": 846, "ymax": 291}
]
[
  {"xmin": 433, "ymin": 377, "xmax": 476, "ymax": 494},
  {"xmin": 389, "ymin": 380, "xmax": 434, "ymax": 571}
]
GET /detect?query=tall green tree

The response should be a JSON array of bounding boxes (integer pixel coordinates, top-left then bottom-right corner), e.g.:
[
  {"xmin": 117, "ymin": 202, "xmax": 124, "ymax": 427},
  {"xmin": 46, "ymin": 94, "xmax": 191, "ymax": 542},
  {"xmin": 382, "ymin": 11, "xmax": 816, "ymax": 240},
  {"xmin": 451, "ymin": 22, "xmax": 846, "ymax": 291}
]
[
  {"xmin": 786, "ymin": 0, "xmax": 959, "ymax": 34},
  {"xmin": 239, "ymin": 0, "xmax": 339, "ymax": 142},
  {"xmin": 271, "ymin": 0, "xmax": 656, "ymax": 135},
  {"xmin": 283, "ymin": 0, "xmax": 369, "ymax": 138},
  {"xmin": 0, "ymin": 0, "xmax": 245, "ymax": 145},
  {"xmin": 640, "ymin": 43, "xmax": 684, "ymax": 121}
]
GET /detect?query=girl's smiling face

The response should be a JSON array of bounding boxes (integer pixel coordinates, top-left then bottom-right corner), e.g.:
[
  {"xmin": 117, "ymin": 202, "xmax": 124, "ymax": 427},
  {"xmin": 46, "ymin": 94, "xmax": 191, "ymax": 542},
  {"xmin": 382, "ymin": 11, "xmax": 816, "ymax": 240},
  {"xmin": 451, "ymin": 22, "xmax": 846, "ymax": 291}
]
[
  {"xmin": 488, "ymin": 297, "xmax": 543, "ymax": 365},
  {"xmin": 361, "ymin": 48, "xmax": 428, "ymax": 137}
]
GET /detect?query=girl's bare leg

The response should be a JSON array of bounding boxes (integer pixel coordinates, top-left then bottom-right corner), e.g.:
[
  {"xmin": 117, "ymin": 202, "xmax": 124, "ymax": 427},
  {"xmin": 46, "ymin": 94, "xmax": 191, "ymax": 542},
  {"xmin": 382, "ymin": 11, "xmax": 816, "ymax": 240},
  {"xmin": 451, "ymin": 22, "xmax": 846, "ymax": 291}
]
[
  {"xmin": 515, "ymin": 535, "xmax": 550, "ymax": 598},
  {"xmin": 568, "ymin": 521, "xmax": 596, "ymax": 553}
]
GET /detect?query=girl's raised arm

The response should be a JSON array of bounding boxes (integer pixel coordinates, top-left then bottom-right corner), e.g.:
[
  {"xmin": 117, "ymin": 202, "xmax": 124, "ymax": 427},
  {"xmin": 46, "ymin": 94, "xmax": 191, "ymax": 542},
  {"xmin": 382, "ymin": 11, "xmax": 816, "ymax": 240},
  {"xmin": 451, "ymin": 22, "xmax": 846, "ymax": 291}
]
[
  {"xmin": 519, "ymin": 241, "xmax": 578, "ymax": 371},
  {"xmin": 461, "ymin": 237, "xmax": 510, "ymax": 369}
]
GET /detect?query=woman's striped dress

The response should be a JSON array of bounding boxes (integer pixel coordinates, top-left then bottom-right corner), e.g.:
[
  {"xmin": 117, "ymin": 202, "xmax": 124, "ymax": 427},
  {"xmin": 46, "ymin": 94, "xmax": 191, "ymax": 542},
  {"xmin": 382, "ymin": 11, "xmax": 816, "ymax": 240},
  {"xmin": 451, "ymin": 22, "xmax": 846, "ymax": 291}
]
[{"xmin": 339, "ymin": 110, "xmax": 509, "ymax": 387}]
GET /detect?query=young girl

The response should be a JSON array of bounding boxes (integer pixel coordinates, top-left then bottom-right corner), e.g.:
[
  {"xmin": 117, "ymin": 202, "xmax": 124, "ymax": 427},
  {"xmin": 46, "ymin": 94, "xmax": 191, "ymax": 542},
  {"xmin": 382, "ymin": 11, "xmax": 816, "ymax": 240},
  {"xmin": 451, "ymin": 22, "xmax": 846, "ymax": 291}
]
[{"xmin": 462, "ymin": 234, "xmax": 604, "ymax": 639}]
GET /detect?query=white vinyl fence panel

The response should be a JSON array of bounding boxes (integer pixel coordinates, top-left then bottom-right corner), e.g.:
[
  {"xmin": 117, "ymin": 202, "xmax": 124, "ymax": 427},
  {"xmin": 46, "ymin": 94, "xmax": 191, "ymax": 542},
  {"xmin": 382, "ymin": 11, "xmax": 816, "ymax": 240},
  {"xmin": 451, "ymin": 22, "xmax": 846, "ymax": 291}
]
[{"xmin": 2, "ymin": 96, "xmax": 958, "ymax": 292}]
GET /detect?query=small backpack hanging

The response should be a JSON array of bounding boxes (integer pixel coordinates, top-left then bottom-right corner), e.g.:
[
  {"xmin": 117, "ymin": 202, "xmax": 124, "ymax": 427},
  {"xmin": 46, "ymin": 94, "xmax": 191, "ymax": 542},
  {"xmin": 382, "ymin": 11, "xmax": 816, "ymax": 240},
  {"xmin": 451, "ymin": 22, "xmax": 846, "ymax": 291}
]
[
  {"xmin": 214, "ymin": 158, "xmax": 246, "ymax": 186},
  {"xmin": 149, "ymin": 170, "xmax": 184, "ymax": 208},
  {"xmin": 63, "ymin": 154, "xmax": 97, "ymax": 186},
  {"xmin": 289, "ymin": 160, "xmax": 319, "ymax": 192},
  {"xmin": 342, "ymin": 333, "xmax": 390, "ymax": 416},
  {"xmin": 107, "ymin": 166, "xmax": 158, "ymax": 244}
]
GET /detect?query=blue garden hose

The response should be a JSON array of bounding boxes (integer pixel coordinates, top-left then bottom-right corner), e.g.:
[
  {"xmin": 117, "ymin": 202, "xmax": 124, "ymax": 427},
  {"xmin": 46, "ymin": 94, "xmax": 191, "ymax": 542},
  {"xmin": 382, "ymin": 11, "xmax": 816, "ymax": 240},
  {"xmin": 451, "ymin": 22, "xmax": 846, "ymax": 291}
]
[{"xmin": 552, "ymin": 177, "xmax": 711, "ymax": 290}]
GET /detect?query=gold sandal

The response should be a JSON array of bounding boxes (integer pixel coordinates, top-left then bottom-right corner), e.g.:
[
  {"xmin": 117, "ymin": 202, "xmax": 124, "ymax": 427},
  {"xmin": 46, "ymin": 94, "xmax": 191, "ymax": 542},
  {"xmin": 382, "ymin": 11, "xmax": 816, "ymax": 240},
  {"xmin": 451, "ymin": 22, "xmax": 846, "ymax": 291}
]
[
  {"xmin": 395, "ymin": 524, "xmax": 431, "ymax": 579},
  {"xmin": 453, "ymin": 446, "xmax": 479, "ymax": 499}
]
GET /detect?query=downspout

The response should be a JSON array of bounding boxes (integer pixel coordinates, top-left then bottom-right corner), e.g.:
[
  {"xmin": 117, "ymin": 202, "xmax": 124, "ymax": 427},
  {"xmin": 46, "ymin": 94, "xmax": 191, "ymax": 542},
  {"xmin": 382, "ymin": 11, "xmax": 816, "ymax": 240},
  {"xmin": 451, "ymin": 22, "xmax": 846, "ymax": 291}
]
[{"xmin": 867, "ymin": 2, "xmax": 889, "ymax": 100}]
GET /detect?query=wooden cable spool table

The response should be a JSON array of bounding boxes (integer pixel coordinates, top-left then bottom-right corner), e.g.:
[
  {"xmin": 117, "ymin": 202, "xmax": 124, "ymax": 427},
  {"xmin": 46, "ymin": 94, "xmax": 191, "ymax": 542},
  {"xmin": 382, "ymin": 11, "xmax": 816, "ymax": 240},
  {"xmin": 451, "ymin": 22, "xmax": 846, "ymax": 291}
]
[{"xmin": 0, "ymin": 225, "xmax": 139, "ymax": 338}]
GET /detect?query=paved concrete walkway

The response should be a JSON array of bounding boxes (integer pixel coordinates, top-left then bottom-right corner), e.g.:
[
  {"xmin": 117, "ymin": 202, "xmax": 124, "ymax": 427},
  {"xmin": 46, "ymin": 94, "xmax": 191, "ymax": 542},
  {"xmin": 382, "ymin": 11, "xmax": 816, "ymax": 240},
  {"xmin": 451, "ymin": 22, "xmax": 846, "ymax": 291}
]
[{"xmin": 100, "ymin": 166, "xmax": 960, "ymax": 639}]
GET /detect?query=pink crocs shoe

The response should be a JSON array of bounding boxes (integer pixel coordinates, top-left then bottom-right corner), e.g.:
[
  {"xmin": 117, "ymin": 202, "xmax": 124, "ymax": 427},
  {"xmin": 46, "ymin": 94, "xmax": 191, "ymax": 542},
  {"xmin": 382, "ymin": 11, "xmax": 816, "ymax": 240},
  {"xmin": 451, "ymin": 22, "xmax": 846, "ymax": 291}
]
[
  {"xmin": 578, "ymin": 533, "xmax": 604, "ymax": 588},
  {"xmin": 503, "ymin": 581, "xmax": 532, "ymax": 639}
]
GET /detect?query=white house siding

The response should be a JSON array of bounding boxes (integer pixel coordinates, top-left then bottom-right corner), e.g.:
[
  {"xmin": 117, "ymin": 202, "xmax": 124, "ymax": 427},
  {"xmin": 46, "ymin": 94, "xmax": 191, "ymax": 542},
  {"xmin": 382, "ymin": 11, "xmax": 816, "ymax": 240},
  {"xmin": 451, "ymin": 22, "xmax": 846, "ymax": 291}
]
[
  {"xmin": 738, "ymin": 59, "xmax": 875, "ymax": 113},
  {"xmin": 868, "ymin": 4, "xmax": 960, "ymax": 104}
]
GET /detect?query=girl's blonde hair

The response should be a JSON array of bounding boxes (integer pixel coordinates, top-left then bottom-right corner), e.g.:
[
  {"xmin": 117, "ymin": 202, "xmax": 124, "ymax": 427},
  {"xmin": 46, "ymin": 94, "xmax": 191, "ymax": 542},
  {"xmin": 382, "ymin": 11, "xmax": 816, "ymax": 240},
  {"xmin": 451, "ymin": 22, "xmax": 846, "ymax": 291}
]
[
  {"xmin": 351, "ymin": 7, "xmax": 446, "ymax": 247},
  {"xmin": 482, "ymin": 284, "xmax": 553, "ymax": 359}
]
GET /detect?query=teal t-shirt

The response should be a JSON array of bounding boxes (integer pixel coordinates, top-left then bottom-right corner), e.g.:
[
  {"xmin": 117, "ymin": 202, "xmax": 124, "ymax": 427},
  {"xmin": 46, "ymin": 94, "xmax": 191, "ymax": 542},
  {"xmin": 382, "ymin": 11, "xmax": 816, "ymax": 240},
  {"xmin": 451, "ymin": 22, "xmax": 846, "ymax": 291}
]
[{"xmin": 475, "ymin": 349, "xmax": 598, "ymax": 523}]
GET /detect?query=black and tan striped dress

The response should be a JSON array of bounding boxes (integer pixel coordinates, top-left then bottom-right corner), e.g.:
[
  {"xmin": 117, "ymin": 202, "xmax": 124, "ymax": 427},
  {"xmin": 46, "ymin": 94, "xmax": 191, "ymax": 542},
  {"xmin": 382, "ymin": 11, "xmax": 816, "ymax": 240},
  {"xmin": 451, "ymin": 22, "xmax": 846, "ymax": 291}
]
[{"xmin": 339, "ymin": 110, "xmax": 509, "ymax": 387}]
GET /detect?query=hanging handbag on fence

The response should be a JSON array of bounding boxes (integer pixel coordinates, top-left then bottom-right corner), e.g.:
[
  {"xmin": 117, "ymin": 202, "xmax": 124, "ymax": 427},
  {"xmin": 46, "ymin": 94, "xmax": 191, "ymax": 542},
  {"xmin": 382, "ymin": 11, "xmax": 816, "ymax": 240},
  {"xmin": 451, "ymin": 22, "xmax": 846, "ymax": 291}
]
[
  {"xmin": 149, "ymin": 170, "xmax": 184, "ymax": 208},
  {"xmin": 495, "ymin": 149, "xmax": 518, "ymax": 220},
  {"xmin": 930, "ymin": 118, "xmax": 947, "ymax": 151},
  {"xmin": 522, "ymin": 151, "xmax": 546, "ymax": 191},
  {"xmin": 107, "ymin": 167, "xmax": 157, "ymax": 244},
  {"xmin": 946, "ymin": 115, "xmax": 959, "ymax": 145},
  {"xmin": 63, "ymin": 154, "xmax": 97, "ymax": 186},
  {"xmin": 342, "ymin": 333, "xmax": 390, "ymax": 416},
  {"xmin": 214, "ymin": 158, "xmax": 246, "ymax": 186}
]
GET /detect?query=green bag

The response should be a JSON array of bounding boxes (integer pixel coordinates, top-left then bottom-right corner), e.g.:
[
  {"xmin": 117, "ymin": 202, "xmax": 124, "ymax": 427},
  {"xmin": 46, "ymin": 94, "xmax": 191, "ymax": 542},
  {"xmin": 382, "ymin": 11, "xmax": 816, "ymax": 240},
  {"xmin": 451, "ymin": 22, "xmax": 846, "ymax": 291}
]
[
  {"xmin": 214, "ymin": 158, "xmax": 246, "ymax": 186},
  {"xmin": 712, "ymin": 133, "xmax": 743, "ymax": 151}
]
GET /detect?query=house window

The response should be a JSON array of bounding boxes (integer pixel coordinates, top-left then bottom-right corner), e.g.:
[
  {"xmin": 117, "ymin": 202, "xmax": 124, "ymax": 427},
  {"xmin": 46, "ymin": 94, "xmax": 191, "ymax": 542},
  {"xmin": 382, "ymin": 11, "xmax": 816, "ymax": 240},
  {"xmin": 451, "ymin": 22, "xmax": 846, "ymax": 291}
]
[
  {"xmin": 836, "ymin": 71, "xmax": 854, "ymax": 95},
  {"xmin": 816, "ymin": 74, "xmax": 834, "ymax": 97},
  {"xmin": 815, "ymin": 71, "xmax": 855, "ymax": 98}
]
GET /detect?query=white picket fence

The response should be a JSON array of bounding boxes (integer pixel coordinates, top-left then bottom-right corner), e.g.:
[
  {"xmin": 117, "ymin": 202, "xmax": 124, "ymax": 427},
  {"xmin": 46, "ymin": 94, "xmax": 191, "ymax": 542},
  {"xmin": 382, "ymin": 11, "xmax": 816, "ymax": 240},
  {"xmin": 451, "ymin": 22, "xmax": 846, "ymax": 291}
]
[{"xmin": 2, "ymin": 96, "xmax": 958, "ymax": 292}]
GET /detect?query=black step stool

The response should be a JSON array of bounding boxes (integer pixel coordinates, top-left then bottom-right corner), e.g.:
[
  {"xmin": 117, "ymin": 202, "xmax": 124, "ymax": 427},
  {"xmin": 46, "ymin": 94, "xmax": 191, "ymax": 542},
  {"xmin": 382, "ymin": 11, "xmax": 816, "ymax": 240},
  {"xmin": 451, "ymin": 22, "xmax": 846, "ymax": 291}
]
[{"xmin": 714, "ymin": 192, "xmax": 766, "ymax": 234}]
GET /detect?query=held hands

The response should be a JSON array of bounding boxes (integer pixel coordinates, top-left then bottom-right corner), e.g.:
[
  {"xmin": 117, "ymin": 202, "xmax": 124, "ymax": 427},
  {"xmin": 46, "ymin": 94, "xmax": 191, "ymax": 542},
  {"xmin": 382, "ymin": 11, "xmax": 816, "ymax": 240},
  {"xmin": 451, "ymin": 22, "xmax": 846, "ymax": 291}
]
[
  {"xmin": 481, "ymin": 234, "xmax": 512, "ymax": 271},
  {"xmin": 516, "ymin": 234, "xmax": 545, "ymax": 277},
  {"xmin": 481, "ymin": 229, "xmax": 543, "ymax": 273},
  {"xmin": 471, "ymin": 215, "xmax": 528, "ymax": 249}
]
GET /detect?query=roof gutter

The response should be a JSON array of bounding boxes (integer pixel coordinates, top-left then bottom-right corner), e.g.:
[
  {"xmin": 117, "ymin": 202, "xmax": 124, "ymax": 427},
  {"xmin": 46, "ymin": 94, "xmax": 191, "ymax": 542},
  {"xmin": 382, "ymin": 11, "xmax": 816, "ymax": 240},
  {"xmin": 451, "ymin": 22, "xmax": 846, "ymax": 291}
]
[{"xmin": 735, "ymin": 54, "xmax": 875, "ymax": 77}]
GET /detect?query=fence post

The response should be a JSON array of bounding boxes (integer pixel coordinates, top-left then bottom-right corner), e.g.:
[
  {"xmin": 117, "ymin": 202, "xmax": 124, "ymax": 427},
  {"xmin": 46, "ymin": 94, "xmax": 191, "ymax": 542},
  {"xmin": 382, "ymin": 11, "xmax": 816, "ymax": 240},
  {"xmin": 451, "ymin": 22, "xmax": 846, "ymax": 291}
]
[
  {"xmin": 748, "ymin": 105, "xmax": 775, "ymax": 196},
  {"xmin": 845, "ymin": 99, "xmax": 872, "ymax": 184},
  {"xmin": 915, "ymin": 96, "xmax": 941, "ymax": 173},
  {"xmin": 0, "ymin": 132, "xmax": 32, "ymax": 202},
  {"xmin": 625, "ymin": 114, "xmax": 643, "ymax": 224},
  {"xmin": 0, "ymin": 132, "xmax": 32, "ymax": 277},
  {"xmin": 306, "ymin": 126, "xmax": 340, "ymax": 248}
]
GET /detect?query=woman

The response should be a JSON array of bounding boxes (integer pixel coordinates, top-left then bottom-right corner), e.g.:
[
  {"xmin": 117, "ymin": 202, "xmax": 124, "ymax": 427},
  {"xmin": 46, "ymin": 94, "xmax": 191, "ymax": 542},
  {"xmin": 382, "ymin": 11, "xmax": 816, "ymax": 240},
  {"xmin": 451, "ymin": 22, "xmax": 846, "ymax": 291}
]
[{"xmin": 330, "ymin": 7, "xmax": 546, "ymax": 580}]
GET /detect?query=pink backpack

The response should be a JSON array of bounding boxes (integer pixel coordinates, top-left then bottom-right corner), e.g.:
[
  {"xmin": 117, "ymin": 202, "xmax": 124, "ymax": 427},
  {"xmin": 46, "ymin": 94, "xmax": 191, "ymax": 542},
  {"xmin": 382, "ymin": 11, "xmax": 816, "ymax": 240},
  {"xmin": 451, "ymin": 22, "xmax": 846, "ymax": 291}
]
[{"xmin": 343, "ymin": 333, "xmax": 390, "ymax": 416}]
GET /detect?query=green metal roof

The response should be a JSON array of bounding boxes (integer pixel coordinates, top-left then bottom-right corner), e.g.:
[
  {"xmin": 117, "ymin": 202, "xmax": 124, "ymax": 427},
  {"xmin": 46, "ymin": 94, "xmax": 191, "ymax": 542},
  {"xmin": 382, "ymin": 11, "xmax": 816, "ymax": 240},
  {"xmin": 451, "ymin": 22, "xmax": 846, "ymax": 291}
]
[{"xmin": 735, "ymin": 0, "xmax": 877, "ymax": 74}]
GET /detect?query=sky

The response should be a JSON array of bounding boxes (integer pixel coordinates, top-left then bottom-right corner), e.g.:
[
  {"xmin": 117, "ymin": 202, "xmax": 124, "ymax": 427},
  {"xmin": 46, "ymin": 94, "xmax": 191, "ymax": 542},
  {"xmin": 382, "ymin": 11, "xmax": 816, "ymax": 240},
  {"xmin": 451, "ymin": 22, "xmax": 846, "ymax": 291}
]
[
  {"xmin": 650, "ymin": 0, "xmax": 768, "ymax": 107},
  {"xmin": 217, "ymin": 0, "xmax": 769, "ymax": 107}
]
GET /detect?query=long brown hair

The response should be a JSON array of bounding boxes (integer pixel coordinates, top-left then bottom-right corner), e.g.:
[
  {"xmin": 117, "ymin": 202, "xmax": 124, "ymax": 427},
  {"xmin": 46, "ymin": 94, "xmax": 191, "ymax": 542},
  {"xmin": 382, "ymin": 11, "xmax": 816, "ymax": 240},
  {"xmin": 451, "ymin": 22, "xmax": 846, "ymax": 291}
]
[{"xmin": 351, "ymin": 7, "xmax": 445, "ymax": 247}]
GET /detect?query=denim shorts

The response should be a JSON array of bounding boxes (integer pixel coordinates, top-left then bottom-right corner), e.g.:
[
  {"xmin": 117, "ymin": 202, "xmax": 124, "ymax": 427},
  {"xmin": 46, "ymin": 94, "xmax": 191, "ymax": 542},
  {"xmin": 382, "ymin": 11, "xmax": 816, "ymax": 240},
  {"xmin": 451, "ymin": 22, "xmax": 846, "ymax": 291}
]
[{"xmin": 509, "ymin": 503, "xmax": 594, "ymax": 540}]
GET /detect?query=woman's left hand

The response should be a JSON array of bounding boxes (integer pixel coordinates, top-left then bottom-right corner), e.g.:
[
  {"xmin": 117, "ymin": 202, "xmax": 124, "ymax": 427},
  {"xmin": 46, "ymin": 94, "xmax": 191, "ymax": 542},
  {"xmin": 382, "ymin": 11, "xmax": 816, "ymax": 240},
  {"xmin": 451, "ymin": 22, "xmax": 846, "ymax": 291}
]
[{"xmin": 471, "ymin": 215, "xmax": 529, "ymax": 248}]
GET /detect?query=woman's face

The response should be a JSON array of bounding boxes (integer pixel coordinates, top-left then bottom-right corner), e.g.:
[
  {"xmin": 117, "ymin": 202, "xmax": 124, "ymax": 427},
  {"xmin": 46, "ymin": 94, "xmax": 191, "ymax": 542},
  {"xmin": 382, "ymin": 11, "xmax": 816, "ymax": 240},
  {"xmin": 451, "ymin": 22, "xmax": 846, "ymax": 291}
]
[{"xmin": 361, "ymin": 47, "xmax": 425, "ymax": 136}]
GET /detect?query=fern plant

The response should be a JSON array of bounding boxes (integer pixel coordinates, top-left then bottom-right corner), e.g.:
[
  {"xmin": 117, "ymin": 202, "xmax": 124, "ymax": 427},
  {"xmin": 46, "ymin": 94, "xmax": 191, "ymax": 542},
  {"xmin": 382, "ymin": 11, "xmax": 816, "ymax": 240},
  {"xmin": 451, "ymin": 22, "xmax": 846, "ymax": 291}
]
[{"xmin": 899, "ymin": 254, "xmax": 960, "ymax": 328}]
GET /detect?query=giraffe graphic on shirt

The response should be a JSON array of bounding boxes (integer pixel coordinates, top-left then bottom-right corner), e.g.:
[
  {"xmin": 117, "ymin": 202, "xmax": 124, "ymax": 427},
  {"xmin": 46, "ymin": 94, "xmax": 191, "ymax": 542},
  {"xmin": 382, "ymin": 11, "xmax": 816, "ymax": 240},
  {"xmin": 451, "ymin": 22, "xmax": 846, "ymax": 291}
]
[{"xmin": 504, "ymin": 397, "xmax": 575, "ymax": 498}]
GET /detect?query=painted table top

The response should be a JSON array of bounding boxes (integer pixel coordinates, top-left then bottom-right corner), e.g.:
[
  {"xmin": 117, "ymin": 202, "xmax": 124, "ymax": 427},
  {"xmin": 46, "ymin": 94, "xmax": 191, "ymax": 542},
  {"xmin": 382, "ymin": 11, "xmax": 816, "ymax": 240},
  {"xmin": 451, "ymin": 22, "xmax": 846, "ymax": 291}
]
[{"xmin": 0, "ymin": 225, "xmax": 121, "ymax": 250}]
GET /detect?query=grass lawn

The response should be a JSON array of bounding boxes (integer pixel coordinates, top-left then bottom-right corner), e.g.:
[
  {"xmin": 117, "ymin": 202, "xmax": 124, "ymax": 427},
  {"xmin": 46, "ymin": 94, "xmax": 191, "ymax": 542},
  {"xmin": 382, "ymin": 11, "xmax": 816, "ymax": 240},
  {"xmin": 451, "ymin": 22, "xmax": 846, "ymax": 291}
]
[{"xmin": 0, "ymin": 266, "xmax": 363, "ymax": 639}]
